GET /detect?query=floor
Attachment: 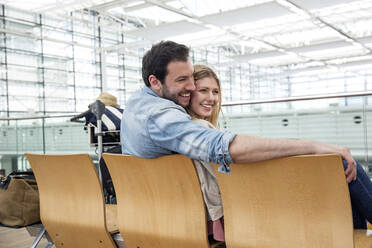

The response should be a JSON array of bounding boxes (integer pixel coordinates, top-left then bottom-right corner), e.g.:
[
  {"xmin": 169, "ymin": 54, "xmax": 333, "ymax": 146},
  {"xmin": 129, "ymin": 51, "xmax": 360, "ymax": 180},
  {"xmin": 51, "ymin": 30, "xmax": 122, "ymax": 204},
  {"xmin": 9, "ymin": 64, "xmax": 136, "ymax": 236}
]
[{"xmin": 0, "ymin": 225, "xmax": 51, "ymax": 248}]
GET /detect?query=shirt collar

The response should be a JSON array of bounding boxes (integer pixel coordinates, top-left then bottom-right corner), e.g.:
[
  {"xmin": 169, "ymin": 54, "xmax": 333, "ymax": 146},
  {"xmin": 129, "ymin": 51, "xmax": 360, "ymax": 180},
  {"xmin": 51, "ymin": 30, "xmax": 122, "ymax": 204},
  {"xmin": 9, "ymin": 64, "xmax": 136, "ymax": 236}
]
[{"xmin": 143, "ymin": 86, "xmax": 159, "ymax": 97}]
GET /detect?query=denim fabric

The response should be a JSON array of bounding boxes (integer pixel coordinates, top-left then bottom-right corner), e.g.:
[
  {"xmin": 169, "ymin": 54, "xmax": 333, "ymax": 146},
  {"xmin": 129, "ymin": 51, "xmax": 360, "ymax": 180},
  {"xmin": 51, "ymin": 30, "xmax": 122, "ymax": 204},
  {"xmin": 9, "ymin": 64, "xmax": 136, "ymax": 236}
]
[
  {"xmin": 121, "ymin": 86, "xmax": 236, "ymax": 173},
  {"xmin": 343, "ymin": 160, "xmax": 372, "ymax": 229}
]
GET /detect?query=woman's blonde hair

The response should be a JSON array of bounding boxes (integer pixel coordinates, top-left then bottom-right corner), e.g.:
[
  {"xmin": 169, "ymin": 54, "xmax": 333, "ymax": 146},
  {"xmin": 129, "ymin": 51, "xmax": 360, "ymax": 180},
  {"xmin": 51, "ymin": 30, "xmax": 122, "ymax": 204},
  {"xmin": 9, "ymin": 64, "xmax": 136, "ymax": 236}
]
[{"xmin": 187, "ymin": 64, "xmax": 222, "ymax": 127}]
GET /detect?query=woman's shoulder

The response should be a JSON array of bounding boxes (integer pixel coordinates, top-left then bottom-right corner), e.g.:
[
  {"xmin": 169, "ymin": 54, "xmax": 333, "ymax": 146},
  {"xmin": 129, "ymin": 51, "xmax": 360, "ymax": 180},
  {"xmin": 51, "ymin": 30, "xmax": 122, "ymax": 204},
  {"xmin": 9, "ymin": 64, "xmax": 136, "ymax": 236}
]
[{"xmin": 192, "ymin": 118, "xmax": 216, "ymax": 129}]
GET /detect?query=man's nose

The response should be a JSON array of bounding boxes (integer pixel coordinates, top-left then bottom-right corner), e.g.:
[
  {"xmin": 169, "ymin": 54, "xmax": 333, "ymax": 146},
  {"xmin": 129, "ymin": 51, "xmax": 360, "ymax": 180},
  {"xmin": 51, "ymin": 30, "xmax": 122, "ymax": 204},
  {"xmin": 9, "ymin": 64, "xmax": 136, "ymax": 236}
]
[{"xmin": 185, "ymin": 78, "xmax": 195, "ymax": 91}]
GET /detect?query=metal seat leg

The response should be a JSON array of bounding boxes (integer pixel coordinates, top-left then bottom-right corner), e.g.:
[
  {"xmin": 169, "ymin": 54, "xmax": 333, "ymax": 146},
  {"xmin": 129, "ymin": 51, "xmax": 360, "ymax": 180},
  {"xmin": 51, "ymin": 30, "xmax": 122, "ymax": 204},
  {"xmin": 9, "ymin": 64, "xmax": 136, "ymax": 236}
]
[{"xmin": 30, "ymin": 227, "xmax": 46, "ymax": 248}]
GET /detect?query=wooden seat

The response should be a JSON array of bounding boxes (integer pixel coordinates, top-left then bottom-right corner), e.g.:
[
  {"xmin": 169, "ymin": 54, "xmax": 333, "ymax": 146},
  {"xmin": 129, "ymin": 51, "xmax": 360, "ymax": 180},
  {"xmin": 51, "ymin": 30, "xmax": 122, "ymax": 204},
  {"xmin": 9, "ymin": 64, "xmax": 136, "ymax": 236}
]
[
  {"xmin": 25, "ymin": 153, "xmax": 117, "ymax": 248},
  {"xmin": 213, "ymin": 154, "xmax": 371, "ymax": 248},
  {"xmin": 102, "ymin": 154, "xmax": 209, "ymax": 248}
]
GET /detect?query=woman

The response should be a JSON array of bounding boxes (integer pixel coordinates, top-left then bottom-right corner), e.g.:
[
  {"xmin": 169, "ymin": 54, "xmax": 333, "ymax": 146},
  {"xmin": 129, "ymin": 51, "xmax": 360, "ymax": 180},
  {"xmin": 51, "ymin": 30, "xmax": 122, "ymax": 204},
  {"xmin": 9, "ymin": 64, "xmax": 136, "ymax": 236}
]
[
  {"xmin": 186, "ymin": 65, "xmax": 225, "ymax": 243},
  {"xmin": 187, "ymin": 65, "xmax": 372, "ymax": 241}
]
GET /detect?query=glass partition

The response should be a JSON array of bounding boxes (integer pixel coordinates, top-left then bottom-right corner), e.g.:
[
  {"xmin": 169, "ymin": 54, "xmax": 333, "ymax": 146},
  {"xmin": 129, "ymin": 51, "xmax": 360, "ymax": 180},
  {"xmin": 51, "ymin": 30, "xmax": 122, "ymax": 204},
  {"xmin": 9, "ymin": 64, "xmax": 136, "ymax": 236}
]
[
  {"xmin": 220, "ymin": 96, "xmax": 372, "ymax": 178},
  {"xmin": 0, "ymin": 116, "xmax": 96, "ymax": 175},
  {"xmin": 0, "ymin": 96, "xmax": 371, "ymax": 178}
]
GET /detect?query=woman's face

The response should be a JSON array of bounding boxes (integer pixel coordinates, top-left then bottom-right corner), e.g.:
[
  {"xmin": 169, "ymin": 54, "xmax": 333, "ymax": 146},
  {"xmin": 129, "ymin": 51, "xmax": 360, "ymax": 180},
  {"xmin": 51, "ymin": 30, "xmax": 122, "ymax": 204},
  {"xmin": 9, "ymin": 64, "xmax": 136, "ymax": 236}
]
[{"xmin": 190, "ymin": 76, "xmax": 219, "ymax": 119}]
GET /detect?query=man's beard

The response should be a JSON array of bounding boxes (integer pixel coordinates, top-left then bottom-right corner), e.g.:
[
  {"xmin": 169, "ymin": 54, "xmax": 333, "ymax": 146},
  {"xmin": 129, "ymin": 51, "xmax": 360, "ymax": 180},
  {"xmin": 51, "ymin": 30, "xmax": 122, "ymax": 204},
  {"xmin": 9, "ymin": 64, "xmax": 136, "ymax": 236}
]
[{"xmin": 161, "ymin": 84, "xmax": 188, "ymax": 107}]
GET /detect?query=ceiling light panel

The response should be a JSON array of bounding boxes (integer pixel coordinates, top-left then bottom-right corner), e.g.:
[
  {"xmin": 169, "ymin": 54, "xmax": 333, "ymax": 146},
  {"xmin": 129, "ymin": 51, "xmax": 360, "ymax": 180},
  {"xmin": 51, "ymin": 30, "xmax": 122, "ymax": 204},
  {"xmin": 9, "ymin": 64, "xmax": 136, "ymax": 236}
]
[
  {"xmin": 289, "ymin": 40, "xmax": 352, "ymax": 53},
  {"xmin": 327, "ymin": 54, "xmax": 372, "ymax": 65},
  {"xmin": 318, "ymin": 6, "xmax": 372, "ymax": 23},
  {"xmin": 128, "ymin": 5, "xmax": 186, "ymax": 22},
  {"xmin": 358, "ymin": 36, "xmax": 372, "ymax": 45},
  {"xmin": 168, "ymin": 0, "xmax": 272, "ymax": 17},
  {"xmin": 324, "ymin": 17, "xmax": 372, "ymax": 38},
  {"xmin": 313, "ymin": 0, "xmax": 372, "ymax": 16},
  {"xmin": 167, "ymin": 29, "xmax": 231, "ymax": 47},
  {"xmin": 289, "ymin": 0, "xmax": 359, "ymax": 10},
  {"xmin": 199, "ymin": 1, "xmax": 292, "ymax": 27},
  {"xmin": 126, "ymin": 20, "xmax": 207, "ymax": 41},
  {"xmin": 249, "ymin": 54, "xmax": 306, "ymax": 66},
  {"xmin": 4, "ymin": 0, "xmax": 51, "ymax": 11},
  {"xmin": 232, "ymin": 50, "xmax": 285, "ymax": 62},
  {"xmin": 337, "ymin": 59, "xmax": 372, "ymax": 69},
  {"xmin": 233, "ymin": 14, "xmax": 314, "ymax": 36},
  {"xmin": 259, "ymin": 27, "xmax": 342, "ymax": 49},
  {"xmin": 301, "ymin": 46, "xmax": 366, "ymax": 60}
]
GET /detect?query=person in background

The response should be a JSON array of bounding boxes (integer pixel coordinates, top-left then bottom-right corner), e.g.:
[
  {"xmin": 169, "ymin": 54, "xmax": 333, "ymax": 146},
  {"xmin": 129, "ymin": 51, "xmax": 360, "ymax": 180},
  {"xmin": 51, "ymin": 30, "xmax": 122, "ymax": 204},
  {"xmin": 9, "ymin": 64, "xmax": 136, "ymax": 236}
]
[
  {"xmin": 87, "ymin": 92, "xmax": 123, "ymax": 204},
  {"xmin": 86, "ymin": 92, "xmax": 123, "ymax": 131}
]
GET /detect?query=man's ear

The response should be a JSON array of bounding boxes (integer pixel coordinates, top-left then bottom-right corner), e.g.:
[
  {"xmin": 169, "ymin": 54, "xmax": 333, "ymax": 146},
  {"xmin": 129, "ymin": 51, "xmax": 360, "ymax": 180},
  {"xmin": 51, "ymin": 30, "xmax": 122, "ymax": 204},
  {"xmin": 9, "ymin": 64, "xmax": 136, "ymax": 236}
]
[{"xmin": 148, "ymin": 75, "xmax": 162, "ymax": 95}]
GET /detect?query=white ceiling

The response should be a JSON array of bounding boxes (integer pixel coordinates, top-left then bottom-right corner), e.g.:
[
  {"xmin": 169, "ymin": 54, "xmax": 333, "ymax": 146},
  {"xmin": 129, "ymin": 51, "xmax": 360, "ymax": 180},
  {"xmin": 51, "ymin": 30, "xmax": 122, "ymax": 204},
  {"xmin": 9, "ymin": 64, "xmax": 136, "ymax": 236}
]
[
  {"xmin": 2, "ymin": 0, "xmax": 372, "ymax": 71},
  {"xmin": 127, "ymin": 20, "xmax": 207, "ymax": 41},
  {"xmin": 199, "ymin": 2, "xmax": 291, "ymax": 26},
  {"xmin": 290, "ymin": 0, "xmax": 352, "ymax": 10}
]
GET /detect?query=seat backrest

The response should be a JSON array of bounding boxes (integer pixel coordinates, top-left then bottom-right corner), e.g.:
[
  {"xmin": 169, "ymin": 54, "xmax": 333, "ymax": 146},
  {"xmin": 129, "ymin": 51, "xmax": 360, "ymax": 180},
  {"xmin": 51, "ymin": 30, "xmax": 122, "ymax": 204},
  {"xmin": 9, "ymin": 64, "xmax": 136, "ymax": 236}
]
[
  {"xmin": 213, "ymin": 154, "xmax": 354, "ymax": 248},
  {"xmin": 25, "ymin": 153, "xmax": 116, "ymax": 248},
  {"xmin": 103, "ymin": 154, "xmax": 209, "ymax": 248}
]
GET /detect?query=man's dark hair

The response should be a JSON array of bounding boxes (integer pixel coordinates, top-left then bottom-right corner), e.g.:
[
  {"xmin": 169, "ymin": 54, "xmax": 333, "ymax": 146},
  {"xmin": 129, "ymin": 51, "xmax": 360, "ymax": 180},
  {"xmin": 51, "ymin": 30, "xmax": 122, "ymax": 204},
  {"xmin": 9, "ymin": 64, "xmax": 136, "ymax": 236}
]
[{"xmin": 142, "ymin": 41, "xmax": 190, "ymax": 87}]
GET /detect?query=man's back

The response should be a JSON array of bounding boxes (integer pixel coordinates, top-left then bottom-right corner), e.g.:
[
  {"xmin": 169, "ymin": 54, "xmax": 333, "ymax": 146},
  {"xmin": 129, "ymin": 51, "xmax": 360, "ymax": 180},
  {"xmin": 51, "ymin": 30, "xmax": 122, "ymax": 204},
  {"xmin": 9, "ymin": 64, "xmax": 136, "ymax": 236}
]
[
  {"xmin": 120, "ymin": 86, "xmax": 235, "ymax": 172},
  {"xmin": 121, "ymin": 86, "xmax": 183, "ymax": 158}
]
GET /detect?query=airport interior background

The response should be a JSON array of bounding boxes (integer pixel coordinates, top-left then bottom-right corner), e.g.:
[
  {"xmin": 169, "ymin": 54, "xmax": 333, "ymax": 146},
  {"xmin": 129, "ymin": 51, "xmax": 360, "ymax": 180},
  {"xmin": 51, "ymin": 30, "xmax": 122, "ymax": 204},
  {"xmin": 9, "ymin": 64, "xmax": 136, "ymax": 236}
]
[{"xmin": 0, "ymin": 0, "xmax": 371, "ymax": 178}]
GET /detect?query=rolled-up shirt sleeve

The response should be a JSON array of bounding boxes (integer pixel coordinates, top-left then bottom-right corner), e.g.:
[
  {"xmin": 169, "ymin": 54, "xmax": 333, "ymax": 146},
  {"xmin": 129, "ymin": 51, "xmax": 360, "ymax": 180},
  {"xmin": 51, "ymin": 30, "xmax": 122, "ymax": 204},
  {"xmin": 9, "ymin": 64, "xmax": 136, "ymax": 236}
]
[{"xmin": 147, "ymin": 106, "xmax": 236, "ymax": 173}]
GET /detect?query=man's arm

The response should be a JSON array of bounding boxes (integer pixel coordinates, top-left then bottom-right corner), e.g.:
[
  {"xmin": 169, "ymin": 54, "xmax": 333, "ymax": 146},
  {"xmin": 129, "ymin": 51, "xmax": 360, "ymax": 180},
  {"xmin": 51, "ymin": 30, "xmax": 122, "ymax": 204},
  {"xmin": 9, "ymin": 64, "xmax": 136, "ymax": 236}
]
[{"xmin": 229, "ymin": 134, "xmax": 357, "ymax": 183}]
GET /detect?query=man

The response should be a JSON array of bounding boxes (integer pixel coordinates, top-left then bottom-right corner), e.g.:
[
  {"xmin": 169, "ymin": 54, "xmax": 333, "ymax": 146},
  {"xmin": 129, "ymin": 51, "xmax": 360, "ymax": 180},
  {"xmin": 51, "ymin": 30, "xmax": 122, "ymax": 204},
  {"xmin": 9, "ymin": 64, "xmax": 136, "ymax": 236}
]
[
  {"xmin": 121, "ymin": 40, "xmax": 356, "ymax": 180},
  {"xmin": 121, "ymin": 41, "xmax": 371, "ymax": 229}
]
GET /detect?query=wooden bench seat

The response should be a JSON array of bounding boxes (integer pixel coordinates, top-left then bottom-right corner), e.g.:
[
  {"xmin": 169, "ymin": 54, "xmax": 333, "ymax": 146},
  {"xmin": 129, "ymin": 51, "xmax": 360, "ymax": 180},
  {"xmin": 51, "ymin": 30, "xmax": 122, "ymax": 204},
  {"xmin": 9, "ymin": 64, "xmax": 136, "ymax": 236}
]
[
  {"xmin": 103, "ymin": 154, "xmax": 210, "ymax": 248},
  {"xmin": 25, "ymin": 153, "xmax": 118, "ymax": 248},
  {"xmin": 213, "ymin": 154, "xmax": 372, "ymax": 248}
]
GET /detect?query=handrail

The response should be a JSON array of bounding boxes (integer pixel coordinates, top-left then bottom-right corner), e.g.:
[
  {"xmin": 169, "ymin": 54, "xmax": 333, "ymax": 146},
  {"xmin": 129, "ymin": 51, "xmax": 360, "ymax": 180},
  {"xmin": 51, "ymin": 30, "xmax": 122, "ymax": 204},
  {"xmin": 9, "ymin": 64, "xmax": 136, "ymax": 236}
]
[
  {"xmin": 221, "ymin": 91, "xmax": 372, "ymax": 107},
  {"xmin": 0, "ymin": 114, "xmax": 76, "ymax": 121},
  {"xmin": 1, "ymin": 91, "xmax": 372, "ymax": 121}
]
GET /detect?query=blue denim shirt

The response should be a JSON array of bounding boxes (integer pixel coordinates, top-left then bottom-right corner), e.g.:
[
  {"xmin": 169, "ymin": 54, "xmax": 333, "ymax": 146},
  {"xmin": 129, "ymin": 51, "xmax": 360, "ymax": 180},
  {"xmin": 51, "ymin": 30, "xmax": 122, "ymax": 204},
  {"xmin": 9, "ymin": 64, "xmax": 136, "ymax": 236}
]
[{"xmin": 121, "ymin": 86, "xmax": 236, "ymax": 173}]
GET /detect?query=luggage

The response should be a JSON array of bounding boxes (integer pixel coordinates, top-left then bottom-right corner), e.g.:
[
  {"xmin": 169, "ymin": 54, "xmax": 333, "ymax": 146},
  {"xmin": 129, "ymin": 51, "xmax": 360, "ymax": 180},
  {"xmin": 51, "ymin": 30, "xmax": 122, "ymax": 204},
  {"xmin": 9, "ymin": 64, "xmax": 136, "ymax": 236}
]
[
  {"xmin": 100, "ymin": 145, "xmax": 121, "ymax": 204},
  {"xmin": 85, "ymin": 106, "xmax": 123, "ymax": 131},
  {"xmin": 71, "ymin": 99, "xmax": 121, "ymax": 204},
  {"xmin": 0, "ymin": 171, "xmax": 40, "ymax": 227}
]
